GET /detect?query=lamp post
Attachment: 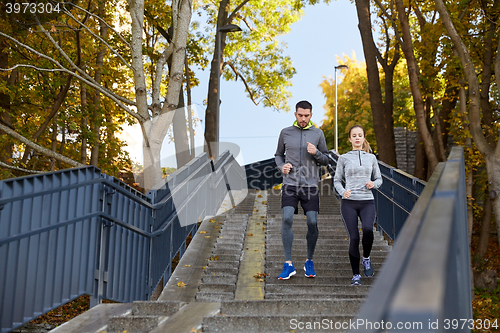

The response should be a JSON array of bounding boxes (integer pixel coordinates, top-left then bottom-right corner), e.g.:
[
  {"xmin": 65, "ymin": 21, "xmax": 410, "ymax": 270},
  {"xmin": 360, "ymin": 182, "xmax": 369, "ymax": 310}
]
[
  {"xmin": 215, "ymin": 23, "xmax": 241, "ymax": 158},
  {"xmin": 334, "ymin": 64, "xmax": 348, "ymax": 153}
]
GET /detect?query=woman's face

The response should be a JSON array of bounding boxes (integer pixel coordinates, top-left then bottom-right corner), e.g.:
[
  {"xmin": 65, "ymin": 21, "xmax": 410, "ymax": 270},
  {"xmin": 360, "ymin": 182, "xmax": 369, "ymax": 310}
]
[{"xmin": 349, "ymin": 127, "xmax": 365, "ymax": 150}]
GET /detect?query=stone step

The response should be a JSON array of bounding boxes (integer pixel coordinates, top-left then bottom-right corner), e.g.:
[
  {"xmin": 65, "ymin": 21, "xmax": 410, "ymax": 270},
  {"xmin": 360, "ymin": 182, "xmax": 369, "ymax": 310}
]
[
  {"xmin": 263, "ymin": 276, "xmax": 376, "ymax": 285},
  {"xmin": 202, "ymin": 275, "xmax": 238, "ymax": 284},
  {"xmin": 202, "ymin": 314, "xmax": 355, "ymax": 332},
  {"xmin": 218, "ymin": 299, "xmax": 362, "ymax": 315},
  {"xmin": 198, "ymin": 283, "xmax": 236, "ymax": 293},
  {"xmin": 108, "ymin": 315, "xmax": 159, "ymax": 333},
  {"xmin": 266, "ymin": 263, "xmax": 384, "ymax": 274},
  {"xmin": 195, "ymin": 292, "xmax": 234, "ymax": 302},
  {"xmin": 266, "ymin": 244, "xmax": 391, "ymax": 252},
  {"xmin": 265, "ymin": 283, "xmax": 371, "ymax": 296},
  {"xmin": 266, "ymin": 269, "xmax": 376, "ymax": 279}
]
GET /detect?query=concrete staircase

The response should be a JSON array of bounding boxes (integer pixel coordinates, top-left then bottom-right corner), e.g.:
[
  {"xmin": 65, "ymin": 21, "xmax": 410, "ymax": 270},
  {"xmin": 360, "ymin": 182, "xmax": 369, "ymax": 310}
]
[{"xmin": 53, "ymin": 179, "xmax": 392, "ymax": 333}]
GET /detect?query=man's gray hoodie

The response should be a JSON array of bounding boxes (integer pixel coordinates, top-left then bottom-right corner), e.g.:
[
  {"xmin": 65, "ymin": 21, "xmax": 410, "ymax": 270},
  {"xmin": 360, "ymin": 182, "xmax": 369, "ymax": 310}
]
[
  {"xmin": 275, "ymin": 121, "xmax": 329, "ymax": 188},
  {"xmin": 333, "ymin": 150, "xmax": 382, "ymax": 200}
]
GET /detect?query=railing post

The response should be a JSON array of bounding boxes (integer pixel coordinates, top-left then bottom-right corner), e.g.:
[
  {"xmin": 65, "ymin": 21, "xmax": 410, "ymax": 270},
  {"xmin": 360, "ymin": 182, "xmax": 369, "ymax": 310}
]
[{"xmin": 90, "ymin": 183, "xmax": 115, "ymax": 307}]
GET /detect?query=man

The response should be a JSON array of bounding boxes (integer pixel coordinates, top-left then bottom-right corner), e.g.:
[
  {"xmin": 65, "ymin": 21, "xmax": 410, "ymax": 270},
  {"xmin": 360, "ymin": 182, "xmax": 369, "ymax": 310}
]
[{"xmin": 274, "ymin": 100, "xmax": 330, "ymax": 279}]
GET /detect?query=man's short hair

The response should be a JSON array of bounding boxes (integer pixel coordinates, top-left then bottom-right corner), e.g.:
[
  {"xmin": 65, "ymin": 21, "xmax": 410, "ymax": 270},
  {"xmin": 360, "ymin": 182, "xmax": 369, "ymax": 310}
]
[{"xmin": 295, "ymin": 100, "xmax": 312, "ymax": 112}]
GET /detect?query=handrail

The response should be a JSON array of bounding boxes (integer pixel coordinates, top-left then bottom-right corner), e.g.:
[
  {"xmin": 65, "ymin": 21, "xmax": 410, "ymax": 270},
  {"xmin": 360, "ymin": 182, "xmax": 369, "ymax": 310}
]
[
  {"xmin": 0, "ymin": 150, "xmax": 247, "ymax": 333},
  {"xmin": 351, "ymin": 146, "xmax": 471, "ymax": 332}
]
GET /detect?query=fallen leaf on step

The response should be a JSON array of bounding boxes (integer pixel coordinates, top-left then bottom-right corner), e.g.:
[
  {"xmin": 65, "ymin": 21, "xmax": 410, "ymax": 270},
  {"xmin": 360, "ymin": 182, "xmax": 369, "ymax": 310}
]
[
  {"xmin": 254, "ymin": 249, "xmax": 259, "ymax": 251},
  {"xmin": 256, "ymin": 223, "xmax": 260, "ymax": 225},
  {"xmin": 210, "ymin": 219, "xmax": 216, "ymax": 223},
  {"xmin": 247, "ymin": 233, "xmax": 253, "ymax": 236},
  {"xmin": 184, "ymin": 265, "xmax": 191, "ymax": 267},
  {"xmin": 199, "ymin": 231, "xmax": 207, "ymax": 234},
  {"xmin": 204, "ymin": 236, "xmax": 211, "ymax": 238},
  {"xmin": 254, "ymin": 272, "xmax": 269, "ymax": 279},
  {"xmin": 257, "ymin": 195, "xmax": 263, "ymax": 198},
  {"xmin": 209, "ymin": 255, "xmax": 219, "ymax": 261},
  {"xmin": 177, "ymin": 281, "xmax": 187, "ymax": 287},
  {"xmin": 262, "ymin": 201, "xmax": 267, "ymax": 205}
]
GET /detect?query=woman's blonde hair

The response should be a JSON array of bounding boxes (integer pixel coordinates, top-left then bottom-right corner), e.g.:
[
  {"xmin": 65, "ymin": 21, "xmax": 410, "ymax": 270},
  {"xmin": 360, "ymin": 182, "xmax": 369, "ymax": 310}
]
[{"xmin": 348, "ymin": 125, "xmax": 372, "ymax": 153}]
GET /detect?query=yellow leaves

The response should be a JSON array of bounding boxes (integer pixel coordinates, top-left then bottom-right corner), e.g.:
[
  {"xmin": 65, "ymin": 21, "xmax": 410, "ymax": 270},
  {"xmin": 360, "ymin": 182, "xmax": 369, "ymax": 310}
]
[
  {"xmin": 210, "ymin": 219, "xmax": 216, "ymax": 223},
  {"xmin": 254, "ymin": 272, "xmax": 269, "ymax": 280},
  {"xmin": 184, "ymin": 265, "xmax": 191, "ymax": 267},
  {"xmin": 199, "ymin": 231, "xmax": 207, "ymax": 234},
  {"xmin": 204, "ymin": 236, "xmax": 211, "ymax": 238},
  {"xmin": 273, "ymin": 183, "xmax": 283, "ymax": 190},
  {"xmin": 261, "ymin": 201, "xmax": 267, "ymax": 205},
  {"xmin": 257, "ymin": 194, "xmax": 263, "ymax": 198},
  {"xmin": 209, "ymin": 255, "xmax": 219, "ymax": 261},
  {"xmin": 177, "ymin": 281, "xmax": 187, "ymax": 287},
  {"xmin": 247, "ymin": 233, "xmax": 254, "ymax": 236}
]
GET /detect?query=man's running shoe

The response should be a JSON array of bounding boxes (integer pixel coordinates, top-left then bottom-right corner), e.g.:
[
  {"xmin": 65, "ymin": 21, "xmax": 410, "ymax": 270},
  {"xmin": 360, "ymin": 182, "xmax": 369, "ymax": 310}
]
[
  {"xmin": 278, "ymin": 262, "xmax": 296, "ymax": 280},
  {"xmin": 304, "ymin": 260, "xmax": 316, "ymax": 278},
  {"xmin": 362, "ymin": 257, "xmax": 374, "ymax": 277},
  {"xmin": 351, "ymin": 274, "xmax": 361, "ymax": 286}
]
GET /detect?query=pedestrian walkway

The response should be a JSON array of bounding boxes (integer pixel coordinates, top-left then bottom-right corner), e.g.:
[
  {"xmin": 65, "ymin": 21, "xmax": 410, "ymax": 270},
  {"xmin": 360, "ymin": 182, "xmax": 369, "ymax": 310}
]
[{"xmin": 53, "ymin": 179, "xmax": 392, "ymax": 333}]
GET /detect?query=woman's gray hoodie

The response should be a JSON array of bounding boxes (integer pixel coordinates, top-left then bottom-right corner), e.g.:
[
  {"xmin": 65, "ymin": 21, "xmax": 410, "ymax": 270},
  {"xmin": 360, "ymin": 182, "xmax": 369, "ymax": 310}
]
[{"xmin": 333, "ymin": 150, "xmax": 382, "ymax": 200}]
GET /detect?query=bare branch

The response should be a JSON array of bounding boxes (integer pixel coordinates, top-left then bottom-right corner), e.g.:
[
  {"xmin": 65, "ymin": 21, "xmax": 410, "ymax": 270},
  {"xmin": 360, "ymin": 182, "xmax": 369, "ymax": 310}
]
[
  {"xmin": 0, "ymin": 31, "xmax": 142, "ymax": 121},
  {"xmin": 62, "ymin": 9, "xmax": 134, "ymax": 71},
  {"xmin": 0, "ymin": 161, "xmax": 45, "ymax": 174},
  {"xmin": 61, "ymin": 1, "xmax": 131, "ymax": 48},
  {"xmin": 0, "ymin": 64, "xmax": 65, "ymax": 72},
  {"xmin": 227, "ymin": 0, "xmax": 252, "ymax": 23},
  {"xmin": 0, "ymin": 122, "xmax": 84, "ymax": 168}
]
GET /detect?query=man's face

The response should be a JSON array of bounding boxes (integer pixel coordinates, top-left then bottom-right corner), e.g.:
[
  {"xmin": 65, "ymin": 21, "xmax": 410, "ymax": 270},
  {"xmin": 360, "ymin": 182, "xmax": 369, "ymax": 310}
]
[{"xmin": 295, "ymin": 108, "xmax": 312, "ymax": 128}]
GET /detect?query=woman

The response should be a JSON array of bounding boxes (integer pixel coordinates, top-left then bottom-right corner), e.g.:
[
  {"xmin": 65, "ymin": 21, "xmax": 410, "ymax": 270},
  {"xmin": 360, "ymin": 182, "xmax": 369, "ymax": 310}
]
[{"xmin": 333, "ymin": 125, "xmax": 382, "ymax": 285}]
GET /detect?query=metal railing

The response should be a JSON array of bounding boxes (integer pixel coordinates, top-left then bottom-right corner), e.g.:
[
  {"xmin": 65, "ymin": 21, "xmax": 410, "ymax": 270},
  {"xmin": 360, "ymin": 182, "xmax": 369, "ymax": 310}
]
[
  {"xmin": 352, "ymin": 146, "xmax": 471, "ymax": 332},
  {"xmin": 244, "ymin": 157, "xmax": 282, "ymax": 190},
  {"xmin": 0, "ymin": 150, "xmax": 246, "ymax": 333},
  {"xmin": 327, "ymin": 150, "xmax": 426, "ymax": 240}
]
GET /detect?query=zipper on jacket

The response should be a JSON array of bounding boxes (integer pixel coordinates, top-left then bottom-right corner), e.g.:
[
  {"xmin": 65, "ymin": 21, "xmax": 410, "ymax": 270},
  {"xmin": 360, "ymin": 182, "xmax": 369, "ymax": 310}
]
[{"xmin": 358, "ymin": 150, "xmax": 362, "ymax": 166}]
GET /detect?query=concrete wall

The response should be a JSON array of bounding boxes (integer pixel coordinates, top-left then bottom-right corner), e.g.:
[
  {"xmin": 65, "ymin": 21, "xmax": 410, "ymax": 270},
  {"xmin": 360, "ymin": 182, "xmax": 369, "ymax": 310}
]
[{"xmin": 394, "ymin": 127, "xmax": 417, "ymax": 175}]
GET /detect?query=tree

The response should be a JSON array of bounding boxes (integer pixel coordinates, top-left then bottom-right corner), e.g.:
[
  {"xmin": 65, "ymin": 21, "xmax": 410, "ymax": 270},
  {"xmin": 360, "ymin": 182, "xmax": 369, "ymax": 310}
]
[
  {"xmin": 0, "ymin": 0, "xmax": 193, "ymax": 190},
  {"xmin": 355, "ymin": 0, "xmax": 398, "ymax": 167},
  {"xmin": 201, "ymin": 0, "xmax": 318, "ymax": 158},
  {"xmin": 434, "ymin": 0, "xmax": 500, "ymax": 250}
]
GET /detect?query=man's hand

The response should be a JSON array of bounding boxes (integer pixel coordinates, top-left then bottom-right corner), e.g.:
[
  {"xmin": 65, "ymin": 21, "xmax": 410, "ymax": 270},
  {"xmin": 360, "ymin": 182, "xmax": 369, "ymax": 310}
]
[
  {"xmin": 343, "ymin": 189, "xmax": 351, "ymax": 199},
  {"xmin": 306, "ymin": 142, "xmax": 317, "ymax": 155},
  {"xmin": 282, "ymin": 163, "xmax": 293, "ymax": 175},
  {"xmin": 366, "ymin": 181, "xmax": 374, "ymax": 189}
]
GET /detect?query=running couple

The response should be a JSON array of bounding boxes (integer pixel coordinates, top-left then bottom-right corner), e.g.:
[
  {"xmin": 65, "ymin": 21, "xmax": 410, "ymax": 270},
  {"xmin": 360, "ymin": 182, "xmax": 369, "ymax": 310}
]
[{"xmin": 274, "ymin": 100, "xmax": 382, "ymax": 286}]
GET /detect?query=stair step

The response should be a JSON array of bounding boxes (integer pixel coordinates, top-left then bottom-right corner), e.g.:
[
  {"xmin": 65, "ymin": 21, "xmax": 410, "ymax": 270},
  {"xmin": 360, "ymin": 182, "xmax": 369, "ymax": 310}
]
[
  {"xmin": 202, "ymin": 314, "xmax": 356, "ymax": 332},
  {"xmin": 132, "ymin": 301, "xmax": 182, "ymax": 316},
  {"xmin": 265, "ymin": 284, "xmax": 371, "ymax": 295},
  {"xmin": 108, "ymin": 315, "xmax": 159, "ymax": 333},
  {"xmin": 218, "ymin": 299, "xmax": 362, "ymax": 315}
]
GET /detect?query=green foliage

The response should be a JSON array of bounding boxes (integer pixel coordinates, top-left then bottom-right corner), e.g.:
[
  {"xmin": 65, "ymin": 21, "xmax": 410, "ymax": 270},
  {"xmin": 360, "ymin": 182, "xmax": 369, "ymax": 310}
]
[
  {"xmin": 195, "ymin": 0, "xmax": 307, "ymax": 112},
  {"xmin": 320, "ymin": 54, "xmax": 414, "ymax": 155}
]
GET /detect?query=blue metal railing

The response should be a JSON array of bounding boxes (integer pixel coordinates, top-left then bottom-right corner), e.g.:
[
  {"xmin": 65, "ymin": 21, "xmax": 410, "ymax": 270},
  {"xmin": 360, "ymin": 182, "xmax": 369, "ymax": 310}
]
[
  {"xmin": 0, "ymin": 150, "xmax": 246, "ymax": 333},
  {"xmin": 327, "ymin": 150, "xmax": 426, "ymax": 240},
  {"xmin": 352, "ymin": 146, "xmax": 471, "ymax": 332}
]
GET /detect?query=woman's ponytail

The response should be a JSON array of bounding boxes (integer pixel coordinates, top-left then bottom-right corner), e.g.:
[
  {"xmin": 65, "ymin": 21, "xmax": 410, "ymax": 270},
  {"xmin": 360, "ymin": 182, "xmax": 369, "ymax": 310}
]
[{"xmin": 362, "ymin": 140, "xmax": 372, "ymax": 153}]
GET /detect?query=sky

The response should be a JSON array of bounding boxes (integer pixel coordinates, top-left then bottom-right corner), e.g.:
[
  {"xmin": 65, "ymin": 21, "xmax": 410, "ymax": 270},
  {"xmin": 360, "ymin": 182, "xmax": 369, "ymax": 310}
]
[{"xmin": 121, "ymin": 1, "xmax": 365, "ymax": 169}]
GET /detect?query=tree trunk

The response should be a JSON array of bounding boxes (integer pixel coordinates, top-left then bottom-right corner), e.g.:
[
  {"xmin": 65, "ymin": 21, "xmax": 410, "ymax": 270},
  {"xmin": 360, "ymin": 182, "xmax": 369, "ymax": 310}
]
[
  {"xmin": 0, "ymin": 39, "xmax": 13, "ymax": 164},
  {"xmin": 90, "ymin": 0, "xmax": 108, "ymax": 167},
  {"xmin": 173, "ymin": 84, "xmax": 192, "ymax": 168},
  {"xmin": 395, "ymin": 0, "xmax": 439, "ymax": 175},
  {"xmin": 414, "ymin": 130, "xmax": 427, "ymax": 179},
  {"xmin": 355, "ymin": 0, "xmax": 397, "ymax": 166},
  {"xmin": 204, "ymin": 0, "xmax": 231, "ymax": 159},
  {"xmin": 81, "ymin": 82, "xmax": 88, "ymax": 164}
]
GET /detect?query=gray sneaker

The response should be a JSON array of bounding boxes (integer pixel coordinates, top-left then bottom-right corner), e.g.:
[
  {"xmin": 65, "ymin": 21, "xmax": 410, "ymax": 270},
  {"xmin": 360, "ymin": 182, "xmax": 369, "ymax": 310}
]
[
  {"xmin": 351, "ymin": 274, "xmax": 361, "ymax": 286},
  {"xmin": 363, "ymin": 257, "xmax": 374, "ymax": 277}
]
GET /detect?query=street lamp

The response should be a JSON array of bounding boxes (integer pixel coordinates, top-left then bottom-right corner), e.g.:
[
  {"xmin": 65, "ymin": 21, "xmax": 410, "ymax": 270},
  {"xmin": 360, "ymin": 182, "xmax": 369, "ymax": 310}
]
[
  {"xmin": 334, "ymin": 64, "xmax": 348, "ymax": 153},
  {"xmin": 215, "ymin": 24, "xmax": 242, "ymax": 158}
]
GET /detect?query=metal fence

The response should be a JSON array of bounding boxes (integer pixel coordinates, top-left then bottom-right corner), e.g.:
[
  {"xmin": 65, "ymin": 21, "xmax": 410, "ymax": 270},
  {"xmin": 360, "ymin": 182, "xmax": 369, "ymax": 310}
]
[
  {"xmin": 352, "ymin": 146, "xmax": 471, "ymax": 332},
  {"xmin": 244, "ymin": 157, "xmax": 282, "ymax": 190},
  {"xmin": 327, "ymin": 150, "xmax": 426, "ymax": 240},
  {"xmin": 0, "ymin": 150, "xmax": 246, "ymax": 333}
]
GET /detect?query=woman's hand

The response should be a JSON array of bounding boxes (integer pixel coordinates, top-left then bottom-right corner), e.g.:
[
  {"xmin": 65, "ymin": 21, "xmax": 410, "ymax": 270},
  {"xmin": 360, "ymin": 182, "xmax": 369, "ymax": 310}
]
[
  {"xmin": 343, "ymin": 189, "xmax": 351, "ymax": 199},
  {"xmin": 366, "ymin": 181, "xmax": 374, "ymax": 189}
]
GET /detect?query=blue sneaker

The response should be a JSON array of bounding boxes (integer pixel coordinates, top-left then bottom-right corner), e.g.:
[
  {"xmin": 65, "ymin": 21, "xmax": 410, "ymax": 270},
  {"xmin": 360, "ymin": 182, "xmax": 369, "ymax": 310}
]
[
  {"xmin": 351, "ymin": 274, "xmax": 361, "ymax": 286},
  {"xmin": 278, "ymin": 262, "xmax": 296, "ymax": 280},
  {"xmin": 304, "ymin": 260, "xmax": 316, "ymax": 278},
  {"xmin": 362, "ymin": 257, "xmax": 374, "ymax": 277}
]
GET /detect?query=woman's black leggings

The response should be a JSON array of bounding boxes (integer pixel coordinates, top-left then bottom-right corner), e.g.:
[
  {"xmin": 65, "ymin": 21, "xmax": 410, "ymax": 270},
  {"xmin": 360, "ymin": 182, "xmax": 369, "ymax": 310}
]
[{"xmin": 340, "ymin": 199, "xmax": 376, "ymax": 275}]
